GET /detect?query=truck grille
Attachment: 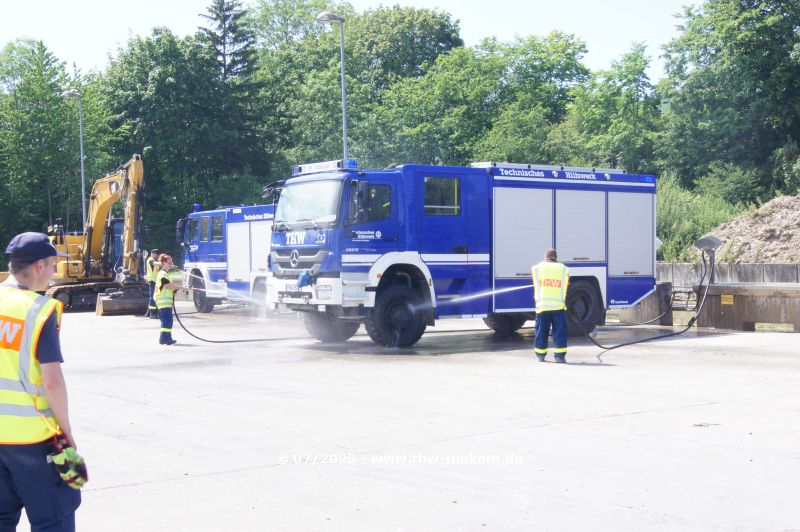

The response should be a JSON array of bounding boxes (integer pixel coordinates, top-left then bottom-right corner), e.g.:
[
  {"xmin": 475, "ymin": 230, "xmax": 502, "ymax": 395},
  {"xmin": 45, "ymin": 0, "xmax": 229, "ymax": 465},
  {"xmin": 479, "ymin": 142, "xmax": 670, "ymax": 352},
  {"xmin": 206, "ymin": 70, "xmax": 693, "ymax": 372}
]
[{"xmin": 271, "ymin": 249, "xmax": 329, "ymax": 277}]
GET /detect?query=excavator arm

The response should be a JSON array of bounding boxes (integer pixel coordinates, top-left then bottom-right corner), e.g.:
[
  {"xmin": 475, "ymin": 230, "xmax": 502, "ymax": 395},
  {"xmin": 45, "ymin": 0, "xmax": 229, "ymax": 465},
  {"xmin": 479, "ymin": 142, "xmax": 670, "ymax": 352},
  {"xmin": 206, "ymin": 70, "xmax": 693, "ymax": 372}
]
[
  {"xmin": 83, "ymin": 154, "xmax": 144, "ymax": 280},
  {"xmin": 46, "ymin": 154, "xmax": 149, "ymax": 315}
]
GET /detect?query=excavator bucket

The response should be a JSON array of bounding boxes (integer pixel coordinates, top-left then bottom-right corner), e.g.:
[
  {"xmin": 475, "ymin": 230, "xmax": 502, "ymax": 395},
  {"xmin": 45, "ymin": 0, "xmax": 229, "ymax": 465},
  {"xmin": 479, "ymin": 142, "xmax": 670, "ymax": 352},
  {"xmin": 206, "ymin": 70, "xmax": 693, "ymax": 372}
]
[{"xmin": 96, "ymin": 286, "xmax": 149, "ymax": 316}]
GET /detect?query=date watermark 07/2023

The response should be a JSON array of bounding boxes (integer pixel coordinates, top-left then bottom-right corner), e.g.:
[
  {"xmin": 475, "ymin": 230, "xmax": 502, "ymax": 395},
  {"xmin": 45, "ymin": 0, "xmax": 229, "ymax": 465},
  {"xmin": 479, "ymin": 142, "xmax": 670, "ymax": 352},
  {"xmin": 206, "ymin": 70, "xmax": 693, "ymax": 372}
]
[{"xmin": 277, "ymin": 453, "xmax": 523, "ymax": 466}]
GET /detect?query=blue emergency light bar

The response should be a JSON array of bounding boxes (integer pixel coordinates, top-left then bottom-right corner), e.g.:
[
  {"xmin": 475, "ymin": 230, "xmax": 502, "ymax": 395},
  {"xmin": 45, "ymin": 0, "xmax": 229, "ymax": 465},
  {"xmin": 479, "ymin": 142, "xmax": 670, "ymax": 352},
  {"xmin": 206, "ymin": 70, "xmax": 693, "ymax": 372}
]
[{"xmin": 291, "ymin": 159, "xmax": 358, "ymax": 176}]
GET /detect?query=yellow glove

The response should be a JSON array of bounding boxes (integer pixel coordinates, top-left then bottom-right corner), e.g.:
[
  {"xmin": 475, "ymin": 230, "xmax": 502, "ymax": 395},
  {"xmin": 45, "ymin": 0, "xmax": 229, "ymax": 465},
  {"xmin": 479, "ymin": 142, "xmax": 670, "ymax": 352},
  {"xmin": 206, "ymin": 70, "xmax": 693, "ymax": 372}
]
[{"xmin": 48, "ymin": 446, "xmax": 89, "ymax": 489}]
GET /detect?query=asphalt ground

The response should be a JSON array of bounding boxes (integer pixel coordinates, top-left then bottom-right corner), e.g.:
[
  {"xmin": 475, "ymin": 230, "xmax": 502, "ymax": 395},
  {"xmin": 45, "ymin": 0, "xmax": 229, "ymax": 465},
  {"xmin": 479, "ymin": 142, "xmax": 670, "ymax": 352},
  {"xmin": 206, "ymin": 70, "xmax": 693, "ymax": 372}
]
[{"xmin": 48, "ymin": 301, "xmax": 800, "ymax": 531}]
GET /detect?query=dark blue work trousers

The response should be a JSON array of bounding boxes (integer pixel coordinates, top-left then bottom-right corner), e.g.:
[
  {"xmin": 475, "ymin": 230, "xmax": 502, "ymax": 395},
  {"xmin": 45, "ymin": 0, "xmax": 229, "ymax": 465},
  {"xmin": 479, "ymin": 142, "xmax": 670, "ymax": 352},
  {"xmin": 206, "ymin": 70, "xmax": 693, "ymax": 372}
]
[
  {"xmin": 0, "ymin": 441, "xmax": 80, "ymax": 532},
  {"xmin": 158, "ymin": 307, "xmax": 174, "ymax": 344},
  {"xmin": 147, "ymin": 282, "xmax": 157, "ymax": 313},
  {"xmin": 534, "ymin": 309, "xmax": 568, "ymax": 359}
]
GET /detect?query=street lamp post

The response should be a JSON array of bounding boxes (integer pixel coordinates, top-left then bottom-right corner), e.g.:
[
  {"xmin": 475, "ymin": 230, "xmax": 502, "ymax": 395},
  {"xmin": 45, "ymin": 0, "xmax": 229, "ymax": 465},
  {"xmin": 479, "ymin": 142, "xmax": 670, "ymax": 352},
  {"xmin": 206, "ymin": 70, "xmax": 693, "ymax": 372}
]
[
  {"xmin": 61, "ymin": 89, "xmax": 87, "ymax": 227},
  {"xmin": 316, "ymin": 11, "xmax": 348, "ymax": 160}
]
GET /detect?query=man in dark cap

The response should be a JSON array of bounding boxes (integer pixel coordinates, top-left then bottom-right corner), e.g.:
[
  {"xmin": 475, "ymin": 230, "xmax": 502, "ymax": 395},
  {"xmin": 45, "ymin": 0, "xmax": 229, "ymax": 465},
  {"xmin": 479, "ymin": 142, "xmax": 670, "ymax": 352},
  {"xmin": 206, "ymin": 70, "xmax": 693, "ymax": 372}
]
[{"xmin": 0, "ymin": 232, "xmax": 83, "ymax": 530}]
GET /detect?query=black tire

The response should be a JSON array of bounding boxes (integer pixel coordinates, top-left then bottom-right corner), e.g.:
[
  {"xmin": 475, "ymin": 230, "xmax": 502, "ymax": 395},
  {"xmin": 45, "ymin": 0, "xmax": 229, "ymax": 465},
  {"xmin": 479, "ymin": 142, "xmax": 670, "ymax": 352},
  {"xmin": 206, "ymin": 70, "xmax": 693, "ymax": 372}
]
[
  {"xmin": 367, "ymin": 285, "xmax": 427, "ymax": 347},
  {"xmin": 483, "ymin": 314, "xmax": 528, "ymax": 336},
  {"xmin": 192, "ymin": 274, "xmax": 215, "ymax": 313},
  {"xmin": 303, "ymin": 312, "xmax": 360, "ymax": 343},
  {"xmin": 565, "ymin": 279, "xmax": 603, "ymax": 336}
]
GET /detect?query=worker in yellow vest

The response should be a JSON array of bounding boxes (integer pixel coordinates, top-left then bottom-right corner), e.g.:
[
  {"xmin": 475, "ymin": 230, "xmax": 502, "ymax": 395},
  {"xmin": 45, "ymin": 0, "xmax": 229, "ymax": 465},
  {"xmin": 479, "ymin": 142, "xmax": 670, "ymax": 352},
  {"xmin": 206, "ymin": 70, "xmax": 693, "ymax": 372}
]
[
  {"xmin": 144, "ymin": 248, "xmax": 161, "ymax": 319},
  {"xmin": 1, "ymin": 232, "xmax": 83, "ymax": 530},
  {"xmin": 153, "ymin": 253, "xmax": 186, "ymax": 345},
  {"xmin": 532, "ymin": 249, "xmax": 570, "ymax": 363}
]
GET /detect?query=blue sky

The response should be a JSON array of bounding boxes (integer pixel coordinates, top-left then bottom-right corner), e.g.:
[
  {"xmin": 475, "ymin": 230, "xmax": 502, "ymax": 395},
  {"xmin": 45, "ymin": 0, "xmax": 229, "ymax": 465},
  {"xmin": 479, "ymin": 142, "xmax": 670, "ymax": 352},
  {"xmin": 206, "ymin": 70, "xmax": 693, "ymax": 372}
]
[{"xmin": 2, "ymin": 0, "xmax": 695, "ymax": 81}]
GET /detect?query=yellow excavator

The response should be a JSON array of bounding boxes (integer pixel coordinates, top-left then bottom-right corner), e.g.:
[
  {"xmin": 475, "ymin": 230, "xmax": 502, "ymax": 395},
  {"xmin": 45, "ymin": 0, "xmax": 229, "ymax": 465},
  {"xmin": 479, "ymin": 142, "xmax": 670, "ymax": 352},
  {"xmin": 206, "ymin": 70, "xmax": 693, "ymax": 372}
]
[{"xmin": 47, "ymin": 154, "xmax": 149, "ymax": 315}]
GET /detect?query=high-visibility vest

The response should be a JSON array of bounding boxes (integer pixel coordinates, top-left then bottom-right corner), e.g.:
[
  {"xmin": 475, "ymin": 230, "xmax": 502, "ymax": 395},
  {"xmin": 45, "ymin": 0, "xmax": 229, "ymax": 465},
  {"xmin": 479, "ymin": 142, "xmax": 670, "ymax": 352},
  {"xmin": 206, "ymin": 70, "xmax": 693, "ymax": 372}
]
[
  {"xmin": 0, "ymin": 286, "xmax": 63, "ymax": 444},
  {"xmin": 145, "ymin": 258, "xmax": 158, "ymax": 283},
  {"xmin": 531, "ymin": 260, "xmax": 570, "ymax": 312},
  {"xmin": 154, "ymin": 269, "xmax": 182, "ymax": 309}
]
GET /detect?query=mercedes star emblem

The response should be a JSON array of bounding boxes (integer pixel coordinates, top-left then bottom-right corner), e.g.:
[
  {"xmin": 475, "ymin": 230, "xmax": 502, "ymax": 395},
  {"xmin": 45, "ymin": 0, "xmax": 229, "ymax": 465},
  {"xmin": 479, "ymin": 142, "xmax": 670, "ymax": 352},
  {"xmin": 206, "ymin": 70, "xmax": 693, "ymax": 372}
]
[{"xmin": 289, "ymin": 249, "xmax": 300, "ymax": 268}]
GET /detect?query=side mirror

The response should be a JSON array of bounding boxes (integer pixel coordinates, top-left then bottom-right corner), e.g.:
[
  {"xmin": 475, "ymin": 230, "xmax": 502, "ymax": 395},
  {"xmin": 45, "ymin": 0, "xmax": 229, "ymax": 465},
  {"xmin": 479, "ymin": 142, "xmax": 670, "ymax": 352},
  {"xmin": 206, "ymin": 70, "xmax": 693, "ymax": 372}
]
[
  {"xmin": 176, "ymin": 218, "xmax": 186, "ymax": 244},
  {"xmin": 356, "ymin": 180, "xmax": 370, "ymax": 223}
]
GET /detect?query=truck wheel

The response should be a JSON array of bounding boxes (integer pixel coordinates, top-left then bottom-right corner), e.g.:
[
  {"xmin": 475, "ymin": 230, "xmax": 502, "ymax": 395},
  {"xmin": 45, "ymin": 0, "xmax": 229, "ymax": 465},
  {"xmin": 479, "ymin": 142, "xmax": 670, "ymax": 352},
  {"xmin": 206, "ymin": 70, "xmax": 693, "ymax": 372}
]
[
  {"xmin": 303, "ymin": 312, "xmax": 360, "ymax": 343},
  {"xmin": 566, "ymin": 279, "xmax": 603, "ymax": 336},
  {"xmin": 367, "ymin": 285, "xmax": 426, "ymax": 348},
  {"xmin": 483, "ymin": 314, "xmax": 527, "ymax": 336},
  {"xmin": 192, "ymin": 275, "xmax": 214, "ymax": 313}
]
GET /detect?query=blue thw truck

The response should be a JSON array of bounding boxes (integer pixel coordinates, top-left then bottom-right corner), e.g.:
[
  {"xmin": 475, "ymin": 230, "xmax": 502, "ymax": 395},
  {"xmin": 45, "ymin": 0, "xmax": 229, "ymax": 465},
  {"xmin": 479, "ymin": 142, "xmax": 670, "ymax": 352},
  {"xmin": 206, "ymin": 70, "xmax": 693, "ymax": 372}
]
[
  {"xmin": 177, "ymin": 204, "xmax": 274, "ymax": 312},
  {"xmin": 266, "ymin": 159, "xmax": 657, "ymax": 347}
]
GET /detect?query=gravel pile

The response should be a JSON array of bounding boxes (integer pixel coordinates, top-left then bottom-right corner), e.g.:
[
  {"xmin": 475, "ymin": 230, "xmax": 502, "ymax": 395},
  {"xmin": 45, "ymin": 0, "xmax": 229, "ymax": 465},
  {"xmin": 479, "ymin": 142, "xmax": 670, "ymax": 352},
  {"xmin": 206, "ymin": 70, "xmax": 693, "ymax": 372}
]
[{"xmin": 710, "ymin": 194, "xmax": 800, "ymax": 263}]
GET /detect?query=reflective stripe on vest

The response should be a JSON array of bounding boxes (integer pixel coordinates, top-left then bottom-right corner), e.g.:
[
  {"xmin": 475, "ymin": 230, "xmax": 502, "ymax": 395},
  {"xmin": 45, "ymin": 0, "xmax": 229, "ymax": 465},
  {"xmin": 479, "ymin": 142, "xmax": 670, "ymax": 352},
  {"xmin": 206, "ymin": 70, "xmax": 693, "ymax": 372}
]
[
  {"xmin": 531, "ymin": 261, "xmax": 570, "ymax": 312},
  {"xmin": 0, "ymin": 286, "xmax": 62, "ymax": 443},
  {"xmin": 154, "ymin": 269, "xmax": 181, "ymax": 309}
]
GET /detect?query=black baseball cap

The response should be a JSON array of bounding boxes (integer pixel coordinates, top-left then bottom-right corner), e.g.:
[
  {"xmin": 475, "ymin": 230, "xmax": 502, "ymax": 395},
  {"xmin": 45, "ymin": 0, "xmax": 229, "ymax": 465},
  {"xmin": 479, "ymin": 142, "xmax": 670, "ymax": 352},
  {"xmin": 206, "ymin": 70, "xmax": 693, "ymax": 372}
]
[
  {"xmin": 5, "ymin": 232, "xmax": 68, "ymax": 262},
  {"xmin": 150, "ymin": 248, "xmax": 161, "ymax": 254}
]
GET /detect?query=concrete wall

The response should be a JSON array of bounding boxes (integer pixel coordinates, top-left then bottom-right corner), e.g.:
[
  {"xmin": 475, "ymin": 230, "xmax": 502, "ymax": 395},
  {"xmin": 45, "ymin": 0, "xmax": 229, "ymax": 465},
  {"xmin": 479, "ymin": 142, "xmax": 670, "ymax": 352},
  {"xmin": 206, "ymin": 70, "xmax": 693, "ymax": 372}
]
[{"xmin": 658, "ymin": 263, "xmax": 800, "ymax": 288}]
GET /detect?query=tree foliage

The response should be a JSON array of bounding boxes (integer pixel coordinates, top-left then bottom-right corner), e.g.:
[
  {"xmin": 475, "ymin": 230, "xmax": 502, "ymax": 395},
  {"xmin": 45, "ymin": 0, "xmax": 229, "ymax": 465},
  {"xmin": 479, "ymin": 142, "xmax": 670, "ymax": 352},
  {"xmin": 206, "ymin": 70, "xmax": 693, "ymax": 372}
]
[
  {"xmin": 660, "ymin": 0, "xmax": 800, "ymax": 201},
  {"xmin": 3, "ymin": 0, "xmax": 799, "ymax": 262}
]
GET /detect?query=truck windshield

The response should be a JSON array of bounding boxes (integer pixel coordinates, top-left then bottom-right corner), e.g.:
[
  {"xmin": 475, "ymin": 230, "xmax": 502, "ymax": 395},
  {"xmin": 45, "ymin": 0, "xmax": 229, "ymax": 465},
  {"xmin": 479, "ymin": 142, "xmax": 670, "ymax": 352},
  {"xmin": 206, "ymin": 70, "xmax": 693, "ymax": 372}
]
[{"xmin": 274, "ymin": 179, "xmax": 342, "ymax": 229}]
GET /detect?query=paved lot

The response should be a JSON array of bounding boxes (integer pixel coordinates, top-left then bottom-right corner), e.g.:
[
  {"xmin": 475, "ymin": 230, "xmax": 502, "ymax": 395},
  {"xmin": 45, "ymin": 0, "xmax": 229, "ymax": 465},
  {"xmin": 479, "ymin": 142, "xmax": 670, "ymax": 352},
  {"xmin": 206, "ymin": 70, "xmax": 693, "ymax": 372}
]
[{"xmin": 52, "ymin": 302, "xmax": 799, "ymax": 531}]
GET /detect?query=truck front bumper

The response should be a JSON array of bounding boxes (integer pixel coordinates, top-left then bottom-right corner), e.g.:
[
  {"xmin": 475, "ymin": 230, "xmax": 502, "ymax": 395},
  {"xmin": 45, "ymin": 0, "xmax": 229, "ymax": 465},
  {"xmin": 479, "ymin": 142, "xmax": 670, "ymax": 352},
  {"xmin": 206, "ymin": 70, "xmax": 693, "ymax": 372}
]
[{"xmin": 268, "ymin": 273, "xmax": 374, "ymax": 311}]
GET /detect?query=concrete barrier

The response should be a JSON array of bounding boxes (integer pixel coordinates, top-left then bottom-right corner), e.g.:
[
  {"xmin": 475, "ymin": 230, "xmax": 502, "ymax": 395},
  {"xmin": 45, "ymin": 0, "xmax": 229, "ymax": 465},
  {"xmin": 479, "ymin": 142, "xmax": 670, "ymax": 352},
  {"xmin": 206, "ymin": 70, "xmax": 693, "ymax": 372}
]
[
  {"xmin": 659, "ymin": 262, "xmax": 799, "ymax": 287},
  {"xmin": 695, "ymin": 283, "xmax": 800, "ymax": 332},
  {"xmin": 615, "ymin": 282, "xmax": 673, "ymax": 326}
]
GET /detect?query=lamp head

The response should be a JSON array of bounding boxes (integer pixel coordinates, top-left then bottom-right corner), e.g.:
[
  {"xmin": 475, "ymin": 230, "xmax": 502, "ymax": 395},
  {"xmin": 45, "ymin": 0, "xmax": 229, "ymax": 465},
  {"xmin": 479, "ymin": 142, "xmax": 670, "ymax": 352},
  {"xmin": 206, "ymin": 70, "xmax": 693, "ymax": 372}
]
[
  {"xmin": 316, "ymin": 11, "xmax": 344, "ymax": 23},
  {"xmin": 694, "ymin": 234, "xmax": 722, "ymax": 253}
]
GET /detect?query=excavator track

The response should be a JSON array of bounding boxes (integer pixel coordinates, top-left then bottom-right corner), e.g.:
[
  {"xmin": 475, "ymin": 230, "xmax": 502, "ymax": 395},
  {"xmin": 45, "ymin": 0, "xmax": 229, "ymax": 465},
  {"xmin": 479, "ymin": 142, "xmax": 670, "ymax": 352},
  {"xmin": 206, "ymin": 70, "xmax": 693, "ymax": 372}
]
[{"xmin": 46, "ymin": 282, "xmax": 122, "ymax": 311}]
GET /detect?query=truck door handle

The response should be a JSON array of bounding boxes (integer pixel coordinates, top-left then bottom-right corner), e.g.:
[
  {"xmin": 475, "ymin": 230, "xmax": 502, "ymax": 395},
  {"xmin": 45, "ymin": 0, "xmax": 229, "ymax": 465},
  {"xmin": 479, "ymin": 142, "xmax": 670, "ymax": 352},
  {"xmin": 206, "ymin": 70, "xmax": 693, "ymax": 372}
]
[
  {"xmin": 453, "ymin": 245, "xmax": 468, "ymax": 254},
  {"xmin": 346, "ymin": 231, "xmax": 357, "ymax": 238},
  {"xmin": 383, "ymin": 236, "xmax": 397, "ymax": 241}
]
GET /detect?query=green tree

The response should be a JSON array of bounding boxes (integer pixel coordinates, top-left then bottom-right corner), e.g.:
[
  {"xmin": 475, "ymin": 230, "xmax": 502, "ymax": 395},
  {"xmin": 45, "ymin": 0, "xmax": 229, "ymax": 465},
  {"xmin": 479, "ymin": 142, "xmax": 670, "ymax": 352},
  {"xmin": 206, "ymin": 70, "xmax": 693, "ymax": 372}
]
[
  {"xmin": 660, "ymin": 0, "xmax": 800, "ymax": 196},
  {"xmin": 255, "ymin": 4, "xmax": 464, "ymax": 171},
  {"xmin": 548, "ymin": 44, "xmax": 660, "ymax": 173},
  {"xmin": 0, "ymin": 40, "xmax": 77, "ymax": 242},
  {"xmin": 347, "ymin": 6, "xmax": 463, "ymax": 99},
  {"xmin": 358, "ymin": 45, "xmax": 506, "ymax": 167},
  {"xmin": 99, "ymin": 28, "xmax": 263, "ymax": 250},
  {"xmin": 250, "ymin": 0, "xmax": 352, "ymax": 50},
  {"xmin": 503, "ymin": 32, "xmax": 590, "ymax": 124},
  {"xmin": 199, "ymin": 0, "xmax": 258, "ymax": 81}
]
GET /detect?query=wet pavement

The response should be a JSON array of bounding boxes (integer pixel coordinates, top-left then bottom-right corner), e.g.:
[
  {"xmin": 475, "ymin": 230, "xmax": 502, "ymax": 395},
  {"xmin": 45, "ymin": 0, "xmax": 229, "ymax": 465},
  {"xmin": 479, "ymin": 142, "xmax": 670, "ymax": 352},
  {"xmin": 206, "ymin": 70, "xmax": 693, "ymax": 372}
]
[{"xmin": 53, "ymin": 302, "xmax": 800, "ymax": 531}]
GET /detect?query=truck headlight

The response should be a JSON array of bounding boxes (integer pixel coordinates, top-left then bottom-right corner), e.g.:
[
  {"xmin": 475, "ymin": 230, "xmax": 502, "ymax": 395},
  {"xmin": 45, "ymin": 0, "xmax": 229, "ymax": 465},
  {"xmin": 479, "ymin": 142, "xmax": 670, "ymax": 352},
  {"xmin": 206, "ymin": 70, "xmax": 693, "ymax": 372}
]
[{"xmin": 316, "ymin": 285, "xmax": 332, "ymax": 300}]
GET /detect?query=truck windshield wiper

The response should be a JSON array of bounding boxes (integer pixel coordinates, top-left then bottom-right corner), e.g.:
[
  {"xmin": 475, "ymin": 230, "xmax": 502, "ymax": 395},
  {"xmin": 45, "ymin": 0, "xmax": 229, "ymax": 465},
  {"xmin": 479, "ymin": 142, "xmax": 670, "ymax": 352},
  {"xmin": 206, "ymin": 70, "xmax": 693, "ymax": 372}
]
[
  {"xmin": 295, "ymin": 218, "xmax": 320, "ymax": 229},
  {"xmin": 273, "ymin": 221, "xmax": 291, "ymax": 232}
]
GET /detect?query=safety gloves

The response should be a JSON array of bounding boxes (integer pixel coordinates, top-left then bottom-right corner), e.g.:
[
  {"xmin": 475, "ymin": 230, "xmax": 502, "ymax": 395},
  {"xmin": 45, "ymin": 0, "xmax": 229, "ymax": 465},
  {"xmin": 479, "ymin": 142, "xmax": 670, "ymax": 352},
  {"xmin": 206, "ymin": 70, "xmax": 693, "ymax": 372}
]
[{"xmin": 48, "ymin": 445, "xmax": 89, "ymax": 490}]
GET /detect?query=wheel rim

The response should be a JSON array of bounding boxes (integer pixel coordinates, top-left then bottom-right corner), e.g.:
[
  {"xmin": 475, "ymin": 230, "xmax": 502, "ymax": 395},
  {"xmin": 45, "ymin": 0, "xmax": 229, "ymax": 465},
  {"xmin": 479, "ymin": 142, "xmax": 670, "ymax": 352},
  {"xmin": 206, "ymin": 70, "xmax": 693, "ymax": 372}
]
[
  {"xmin": 386, "ymin": 301, "xmax": 414, "ymax": 331},
  {"xmin": 570, "ymin": 291, "xmax": 589, "ymax": 321}
]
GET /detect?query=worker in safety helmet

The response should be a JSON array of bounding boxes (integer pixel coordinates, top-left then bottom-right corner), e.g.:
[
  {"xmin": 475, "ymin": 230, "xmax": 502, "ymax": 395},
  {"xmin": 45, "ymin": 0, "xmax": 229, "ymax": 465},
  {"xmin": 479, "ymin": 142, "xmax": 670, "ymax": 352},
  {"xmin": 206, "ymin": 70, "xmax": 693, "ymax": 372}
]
[
  {"xmin": 153, "ymin": 253, "xmax": 186, "ymax": 345},
  {"xmin": 144, "ymin": 248, "xmax": 161, "ymax": 319},
  {"xmin": 531, "ymin": 249, "xmax": 570, "ymax": 363},
  {"xmin": 0, "ymin": 232, "xmax": 85, "ymax": 530}
]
